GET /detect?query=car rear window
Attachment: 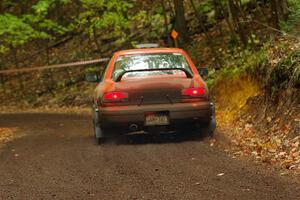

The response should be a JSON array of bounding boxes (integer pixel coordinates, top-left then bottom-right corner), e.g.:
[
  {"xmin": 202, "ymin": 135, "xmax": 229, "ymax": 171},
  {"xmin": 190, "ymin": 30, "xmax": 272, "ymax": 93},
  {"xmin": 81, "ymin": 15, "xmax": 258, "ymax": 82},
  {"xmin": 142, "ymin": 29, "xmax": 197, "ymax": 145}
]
[{"xmin": 112, "ymin": 53, "xmax": 192, "ymax": 80}]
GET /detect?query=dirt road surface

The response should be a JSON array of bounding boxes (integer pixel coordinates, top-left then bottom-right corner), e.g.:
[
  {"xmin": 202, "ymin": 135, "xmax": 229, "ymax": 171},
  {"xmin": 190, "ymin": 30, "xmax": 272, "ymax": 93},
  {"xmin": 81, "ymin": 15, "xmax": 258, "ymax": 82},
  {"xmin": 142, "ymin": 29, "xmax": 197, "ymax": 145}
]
[{"xmin": 0, "ymin": 113, "xmax": 300, "ymax": 200}]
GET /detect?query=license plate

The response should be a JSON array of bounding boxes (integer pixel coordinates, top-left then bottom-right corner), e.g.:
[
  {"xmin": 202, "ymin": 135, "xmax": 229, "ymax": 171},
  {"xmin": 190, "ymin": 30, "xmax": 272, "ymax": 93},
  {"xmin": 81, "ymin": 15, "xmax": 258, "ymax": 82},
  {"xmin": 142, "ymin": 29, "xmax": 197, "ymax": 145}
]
[{"xmin": 145, "ymin": 114, "xmax": 169, "ymax": 126}]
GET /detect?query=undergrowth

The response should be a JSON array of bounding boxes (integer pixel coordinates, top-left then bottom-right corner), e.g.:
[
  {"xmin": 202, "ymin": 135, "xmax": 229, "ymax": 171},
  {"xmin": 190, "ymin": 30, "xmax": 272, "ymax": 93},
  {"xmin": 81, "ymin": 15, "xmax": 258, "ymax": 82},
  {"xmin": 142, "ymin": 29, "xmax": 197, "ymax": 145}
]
[
  {"xmin": 281, "ymin": 0, "xmax": 300, "ymax": 33},
  {"xmin": 269, "ymin": 50, "xmax": 300, "ymax": 95},
  {"xmin": 207, "ymin": 40, "xmax": 299, "ymax": 126},
  {"xmin": 206, "ymin": 47, "xmax": 268, "ymax": 88}
]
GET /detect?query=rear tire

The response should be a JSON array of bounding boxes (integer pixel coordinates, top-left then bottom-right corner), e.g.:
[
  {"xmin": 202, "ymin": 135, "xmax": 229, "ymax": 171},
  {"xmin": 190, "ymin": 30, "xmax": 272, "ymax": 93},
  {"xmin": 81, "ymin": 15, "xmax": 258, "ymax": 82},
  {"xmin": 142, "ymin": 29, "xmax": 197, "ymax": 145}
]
[
  {"xmin": 96, "ymin": 137, "xmax": 105, "ymax": 145},
  {"xmin": 194, "ymin": 103, "xmax": 217, "ymax": 137},
  {"xmin": 192, "ymin": 123, "xmax": 211, "ymax": 137},
  {"xmin": 201, "ymin": 124, "xmax": 214, "ymax": 137}
]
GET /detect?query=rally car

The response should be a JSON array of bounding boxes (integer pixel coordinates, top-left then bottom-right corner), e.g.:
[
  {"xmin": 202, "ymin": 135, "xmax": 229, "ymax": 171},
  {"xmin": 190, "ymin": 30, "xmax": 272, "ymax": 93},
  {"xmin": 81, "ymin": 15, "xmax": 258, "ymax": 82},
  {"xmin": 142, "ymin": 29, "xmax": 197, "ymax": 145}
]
[{"xmin": 86, "ymin": 45, "xmax": 216, "ymax": 144}]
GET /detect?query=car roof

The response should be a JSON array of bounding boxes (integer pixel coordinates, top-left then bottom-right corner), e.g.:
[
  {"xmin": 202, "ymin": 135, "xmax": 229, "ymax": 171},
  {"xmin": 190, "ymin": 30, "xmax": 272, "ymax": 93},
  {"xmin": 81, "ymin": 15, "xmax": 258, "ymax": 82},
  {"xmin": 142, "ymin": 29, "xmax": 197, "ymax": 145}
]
[{"xmin": 114, "ymin": 48, "xmax": 186, "ymax": 56}]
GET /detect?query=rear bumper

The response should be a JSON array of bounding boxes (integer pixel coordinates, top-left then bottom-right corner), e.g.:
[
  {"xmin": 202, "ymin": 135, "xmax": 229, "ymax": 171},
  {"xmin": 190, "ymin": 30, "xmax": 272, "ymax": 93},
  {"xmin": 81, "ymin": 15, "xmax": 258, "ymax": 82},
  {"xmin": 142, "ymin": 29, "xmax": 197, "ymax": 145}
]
[{"xmin": 98, "ymin": 101, "xmax": 211, "ymax": 129}]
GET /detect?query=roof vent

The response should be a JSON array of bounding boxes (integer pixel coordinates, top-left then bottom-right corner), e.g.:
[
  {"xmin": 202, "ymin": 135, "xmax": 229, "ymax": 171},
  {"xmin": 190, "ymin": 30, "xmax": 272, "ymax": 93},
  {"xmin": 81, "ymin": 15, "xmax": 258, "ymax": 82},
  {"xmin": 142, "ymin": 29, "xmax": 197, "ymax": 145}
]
[{"xmin": 135, "ymin": 43, "xmax": 160, "ymax": 49}]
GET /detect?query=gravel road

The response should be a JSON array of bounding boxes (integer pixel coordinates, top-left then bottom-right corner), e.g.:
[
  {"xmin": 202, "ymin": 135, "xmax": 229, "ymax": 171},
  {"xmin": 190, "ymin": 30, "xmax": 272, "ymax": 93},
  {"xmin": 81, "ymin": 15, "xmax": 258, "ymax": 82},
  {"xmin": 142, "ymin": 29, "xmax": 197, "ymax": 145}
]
[{"xmin": 0, "ymin": 113, "xmax": 300, "ymax": 200}]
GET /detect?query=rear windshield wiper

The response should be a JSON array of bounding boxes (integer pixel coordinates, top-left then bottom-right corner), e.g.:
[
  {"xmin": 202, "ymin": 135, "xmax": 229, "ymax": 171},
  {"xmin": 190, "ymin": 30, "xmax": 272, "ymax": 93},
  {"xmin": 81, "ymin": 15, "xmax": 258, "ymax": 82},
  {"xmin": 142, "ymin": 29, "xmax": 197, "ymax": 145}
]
[{"xmin": 115, "ymin": 68, "xmax": 193, "ymax": 82}]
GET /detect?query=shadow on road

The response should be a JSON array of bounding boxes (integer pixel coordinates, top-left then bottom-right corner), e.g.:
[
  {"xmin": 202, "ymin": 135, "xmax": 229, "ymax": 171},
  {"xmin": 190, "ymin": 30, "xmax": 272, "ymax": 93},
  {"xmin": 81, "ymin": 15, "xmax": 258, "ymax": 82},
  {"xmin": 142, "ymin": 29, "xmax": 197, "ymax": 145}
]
[
  {"xmin": 0, "ymin": 113, "xmax": 211, "ymax": 146},
  {"xmin": 106, "ymin": 131, "xmax": 209, "ymax": 146}
]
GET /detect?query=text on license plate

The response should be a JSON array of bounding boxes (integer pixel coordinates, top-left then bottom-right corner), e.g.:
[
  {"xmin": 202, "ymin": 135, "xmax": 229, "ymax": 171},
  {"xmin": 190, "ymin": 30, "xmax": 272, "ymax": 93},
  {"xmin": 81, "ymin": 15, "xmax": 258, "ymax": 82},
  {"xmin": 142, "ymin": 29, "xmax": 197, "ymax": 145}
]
[{"xmin": 145, "ymin": 115, "xmax": 169, "ymax": 126}]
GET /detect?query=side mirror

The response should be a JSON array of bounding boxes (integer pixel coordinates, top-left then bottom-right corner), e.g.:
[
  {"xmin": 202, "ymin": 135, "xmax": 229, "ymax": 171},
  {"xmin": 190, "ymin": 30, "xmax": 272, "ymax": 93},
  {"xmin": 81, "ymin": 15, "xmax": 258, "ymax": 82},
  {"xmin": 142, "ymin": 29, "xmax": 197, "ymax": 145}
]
[
  {"xmin": 198, "ymin": 67, "xmax": 209, "ymax": 78},
  {"xmin": 85, "ymin": 72, "xmax": 101, "ymax": 82}
]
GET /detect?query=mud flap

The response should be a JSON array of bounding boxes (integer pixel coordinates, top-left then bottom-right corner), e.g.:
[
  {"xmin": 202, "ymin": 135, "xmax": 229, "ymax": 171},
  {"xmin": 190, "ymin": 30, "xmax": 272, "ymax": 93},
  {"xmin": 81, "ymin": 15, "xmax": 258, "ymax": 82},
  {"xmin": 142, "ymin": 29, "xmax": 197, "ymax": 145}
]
[
  {"xmin": 92, "ymin": 106, "xmax": 105, "ymax": 139},
  {"xmin": 95, "ymin": 125, "xmax": 104, "ymax": 139}
]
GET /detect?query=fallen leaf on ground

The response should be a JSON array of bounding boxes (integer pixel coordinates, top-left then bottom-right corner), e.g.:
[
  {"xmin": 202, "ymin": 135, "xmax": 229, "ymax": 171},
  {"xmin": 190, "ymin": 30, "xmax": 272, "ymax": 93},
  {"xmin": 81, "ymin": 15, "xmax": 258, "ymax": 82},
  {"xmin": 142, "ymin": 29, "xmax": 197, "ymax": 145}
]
[{"xmin": 217, "ymin": 173, "xmax": 225, "ymax": 176}]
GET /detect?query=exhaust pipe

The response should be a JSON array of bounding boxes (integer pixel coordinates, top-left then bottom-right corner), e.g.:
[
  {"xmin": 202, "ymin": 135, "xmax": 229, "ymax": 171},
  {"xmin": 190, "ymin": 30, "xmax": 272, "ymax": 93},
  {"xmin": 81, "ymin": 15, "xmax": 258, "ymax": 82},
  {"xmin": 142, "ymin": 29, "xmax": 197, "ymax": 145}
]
[{"xmin": 129, "ymin": 124, "xmax": 138, "ymax": 132}]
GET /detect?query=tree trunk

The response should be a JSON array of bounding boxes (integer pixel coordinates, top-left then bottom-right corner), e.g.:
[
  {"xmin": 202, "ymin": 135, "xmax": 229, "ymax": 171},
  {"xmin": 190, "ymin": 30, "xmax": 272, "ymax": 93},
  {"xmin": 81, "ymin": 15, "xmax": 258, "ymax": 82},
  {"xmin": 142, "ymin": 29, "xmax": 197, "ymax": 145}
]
[
  {"xmin": 173, "ymin": 0, "xmax": 189, "ymax": 46},
  {"xmin": 228, "ymin": 0, "xmax": 248, "ymax": 47},
  {"xmin": 234, "ymin": 0, "xmax": 256, "ymax": 47},
  {"xmin": 277, "ymin": 0, "xmax": 289, "ymax": 20},
  {"xmin": 161, "ymin": 0, "xmax": 172, "ymax": 47},
  {"xmin": 282, "ymin": 0, "xmax": 289, "ymax": 20},
  {"xmin": 212, "ymin": 0, "xmax": 225, "ymax": 37},
  {"xmin": 271, "ymin": 0, "xmax": 280, "ymax": 30},
  {"xmin": 219, "ymin": 1, "xmax": 238, "ymax": 41},
  {"xmin": 212, "ymin": 0, "xmax": 223, "ymax": 19},
  {"xmin": 253, "ymin": 0, "xmax": 268, "ymax": 22}
]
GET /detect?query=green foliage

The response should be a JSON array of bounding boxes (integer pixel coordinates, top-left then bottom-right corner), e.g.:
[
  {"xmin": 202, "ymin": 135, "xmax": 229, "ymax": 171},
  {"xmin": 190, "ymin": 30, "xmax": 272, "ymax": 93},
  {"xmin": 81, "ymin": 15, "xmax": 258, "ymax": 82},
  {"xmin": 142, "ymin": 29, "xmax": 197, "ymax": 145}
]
[
  {"xmin": 197, "ymin": 1, "xmax": 214, "ymax": 14},
  {"xmin": 0, "ymin": 0, "xmax": 73, "ymax": 54},
  {"xmin": 1, "ymin": 0, "xmax": 15, "ymax": 8},
  {"xmin": 28, "ymin": 0, "xmax": 74, "ymax": 34},
  {"xmin": 78, "ymin": 0, "xmax": 133, "ymax": 38},
  {"xmin": 281, "ymin": 0, "xmax": 300, "ymax": 32},
  {"xmin": 289, "ymin": 0, "xmax": 300, "ymax": 20},
  {"xmin": 130, "ymin": 11, "xmax": 148, "ymax": 29},
  {"xmin": 0, "ymin": 14, "xmax": 49, "ymax": 51},
  {"xmin": 208, "ymin": 45, "xmax": 299, "ymax": 98},
  {"xmin": 32, "ymin": 0, "xmax": 71, "ymax": 16},
  {"xmin": 269, "ymin": 50, "xmax": 300, "ymax": 93},
  {"xmin": 240, "ymin": 0, "xmax": 251, "ymax": 5},
  {"xmin": 85, "ymin": 66, "xmax": 102, "ymax": 74},
  {"xmin": 77, "ymin": 0, "xmax": 165, "ymax": 45},
  {"xmin": 32, "ymin": 0, "xmax": 53, "ymax": 15},
  {"xmin": 206, "ymin": 48, "xmax": 268, "ymax": 88},
  {"xmin": 0, "ymin": 0, "xmax": 165, "ymax": 56}
]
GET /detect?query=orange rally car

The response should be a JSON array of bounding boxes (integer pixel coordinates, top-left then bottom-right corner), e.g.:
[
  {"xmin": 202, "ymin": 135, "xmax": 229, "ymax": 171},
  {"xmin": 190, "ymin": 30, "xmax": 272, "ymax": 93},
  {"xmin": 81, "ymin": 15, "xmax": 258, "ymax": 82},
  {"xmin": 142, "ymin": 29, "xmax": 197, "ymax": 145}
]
[{"xmin": 86, "ymin": 45, "xmax": 216, "ymax": 144}]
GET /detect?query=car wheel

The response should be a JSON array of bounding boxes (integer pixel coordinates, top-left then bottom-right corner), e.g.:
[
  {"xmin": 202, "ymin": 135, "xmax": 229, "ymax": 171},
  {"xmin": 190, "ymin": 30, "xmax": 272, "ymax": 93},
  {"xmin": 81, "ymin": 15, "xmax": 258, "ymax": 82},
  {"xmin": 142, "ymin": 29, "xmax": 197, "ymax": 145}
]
[
  {"xmin": 200, "ymin": 116, "xmax": 217, "ymax": 138},
  {"xmin": 194, "ymin": 104, "xmax": 217, "ymax": 137},
  {"xmin": 201, "ymin": 123, "xmax": 215, "ymax": 137}
]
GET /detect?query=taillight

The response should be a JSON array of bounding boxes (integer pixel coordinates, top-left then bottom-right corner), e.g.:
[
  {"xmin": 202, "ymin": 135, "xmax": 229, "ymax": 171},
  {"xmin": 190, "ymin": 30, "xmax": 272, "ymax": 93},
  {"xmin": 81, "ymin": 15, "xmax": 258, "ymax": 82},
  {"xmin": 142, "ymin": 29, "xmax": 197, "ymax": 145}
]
[
  {"xmin": 102, "ymin": 92, "xmax": 128, "ymax": 103},
  {"xmin": 182, "ymin": 88, "xmax": 205, "ymax": 97}
]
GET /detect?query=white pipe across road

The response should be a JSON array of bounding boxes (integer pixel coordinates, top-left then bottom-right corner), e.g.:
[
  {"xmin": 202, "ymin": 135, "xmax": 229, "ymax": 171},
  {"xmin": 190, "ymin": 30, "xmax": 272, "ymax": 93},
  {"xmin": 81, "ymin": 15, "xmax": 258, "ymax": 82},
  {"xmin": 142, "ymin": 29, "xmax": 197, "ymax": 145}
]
[{"xmin": 0, "ymin": 58, "xmax": 110, "ymax": 74}]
